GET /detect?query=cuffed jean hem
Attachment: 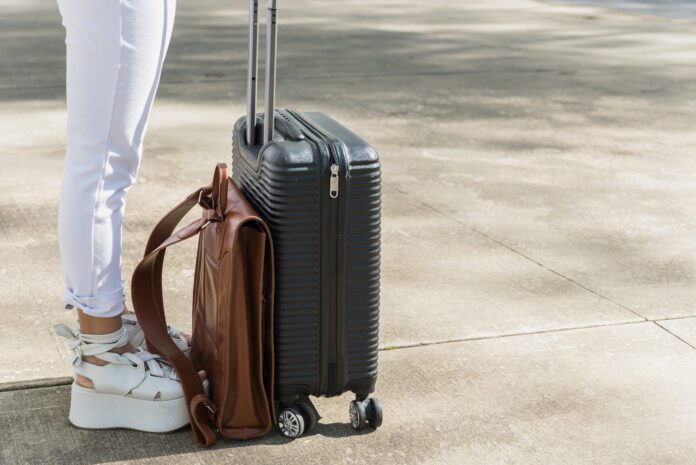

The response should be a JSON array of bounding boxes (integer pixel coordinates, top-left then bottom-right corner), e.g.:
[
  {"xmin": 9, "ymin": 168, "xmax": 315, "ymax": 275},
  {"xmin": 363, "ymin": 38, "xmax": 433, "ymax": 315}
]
[{"xmin": 62, "ymin": 285, "xmax": 125, "ymax": 318}]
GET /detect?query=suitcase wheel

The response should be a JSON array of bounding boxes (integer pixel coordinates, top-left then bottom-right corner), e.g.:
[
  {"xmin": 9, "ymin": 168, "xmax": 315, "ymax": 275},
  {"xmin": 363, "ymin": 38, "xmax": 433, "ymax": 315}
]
[
  {"xmin": 296, "ymin": 397, "xmax": 320, "ymax": 432},
  {"xmin": 350, "ymin": 397, "xmax": 382, "ymax": 431},
  {"xmin": 349, "ymin": 400, "xmax": 367, "ymax": 430},
  {"xmin": 366, "ymin": 397, "xmax": 383, "ymax": 428},
  {"xmin": 278, "ymin": 406, "xmax": 305, "ymax": 439}
]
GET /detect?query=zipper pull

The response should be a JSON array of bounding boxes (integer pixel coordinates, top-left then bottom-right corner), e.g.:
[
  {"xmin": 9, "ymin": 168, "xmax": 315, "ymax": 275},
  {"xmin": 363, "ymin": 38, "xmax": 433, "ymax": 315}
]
[{"xmin": 329, "ymin": 164, "xmax": 339, "ymax": 199}]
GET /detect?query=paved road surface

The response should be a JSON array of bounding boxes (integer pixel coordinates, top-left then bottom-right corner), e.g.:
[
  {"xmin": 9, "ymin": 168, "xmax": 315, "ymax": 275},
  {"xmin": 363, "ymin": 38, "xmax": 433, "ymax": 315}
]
[{"xmin": 2, "ymin": 0, "xmax": 696, "ymax": 463}]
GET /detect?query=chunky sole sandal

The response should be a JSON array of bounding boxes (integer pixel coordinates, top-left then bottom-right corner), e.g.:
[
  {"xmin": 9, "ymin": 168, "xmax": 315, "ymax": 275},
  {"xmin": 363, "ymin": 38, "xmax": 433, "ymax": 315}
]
[
  {"xmin": 55, "ymin": 323, "xmax": 201, "ymax": 433},
  {"xmin": 69, "ymin": 382, "xmax": 190, "ymax": 432}
]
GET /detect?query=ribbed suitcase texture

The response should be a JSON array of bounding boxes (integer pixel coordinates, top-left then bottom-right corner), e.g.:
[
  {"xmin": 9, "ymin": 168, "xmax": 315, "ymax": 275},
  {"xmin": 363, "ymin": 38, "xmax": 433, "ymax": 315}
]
[{"xmin": 231, "ymin": 110, "xmax": 380, "ymax": 405}]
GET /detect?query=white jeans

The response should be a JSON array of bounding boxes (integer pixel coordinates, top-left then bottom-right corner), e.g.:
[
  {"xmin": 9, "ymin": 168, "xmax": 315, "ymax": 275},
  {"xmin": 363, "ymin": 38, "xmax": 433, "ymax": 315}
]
[{"xmin": 57, "ymin": 0, "xmax": 176, "ymax": 317}]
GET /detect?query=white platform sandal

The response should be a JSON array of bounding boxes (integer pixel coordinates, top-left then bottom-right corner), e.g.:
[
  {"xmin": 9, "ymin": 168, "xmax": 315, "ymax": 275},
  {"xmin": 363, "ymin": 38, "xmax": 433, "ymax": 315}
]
[
  {"xmin": 121, "ymin": 313, "xmax": 189, "ymax": 354},
  {"xmin": 54, "ymin": 323, "xmax": 196, "ymax": 433}
]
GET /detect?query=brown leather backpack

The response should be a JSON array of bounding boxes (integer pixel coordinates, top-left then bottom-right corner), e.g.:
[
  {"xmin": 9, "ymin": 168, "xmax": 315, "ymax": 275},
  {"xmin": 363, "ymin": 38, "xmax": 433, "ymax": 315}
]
[{"xmin": 131, "ymin": 163, "xmax": 275, "ymax": 446}]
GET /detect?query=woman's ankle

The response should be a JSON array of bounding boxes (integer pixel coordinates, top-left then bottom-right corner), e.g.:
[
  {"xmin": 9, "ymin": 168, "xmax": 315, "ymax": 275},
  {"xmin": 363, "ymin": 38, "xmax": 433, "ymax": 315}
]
[
  {"xmin": 76, "ymin": 308, "xmax": 123, "ymax": 334},
  {"xmin": 74, "ymin": 307, "xmax": 135, "ymax": 388}
]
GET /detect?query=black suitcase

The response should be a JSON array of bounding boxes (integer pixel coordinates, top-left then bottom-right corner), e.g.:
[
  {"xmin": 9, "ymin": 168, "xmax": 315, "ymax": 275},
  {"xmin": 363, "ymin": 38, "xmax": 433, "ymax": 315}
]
[{"xmin": 231, "ymin": 0, "xmax": 382, "ymax": 438}]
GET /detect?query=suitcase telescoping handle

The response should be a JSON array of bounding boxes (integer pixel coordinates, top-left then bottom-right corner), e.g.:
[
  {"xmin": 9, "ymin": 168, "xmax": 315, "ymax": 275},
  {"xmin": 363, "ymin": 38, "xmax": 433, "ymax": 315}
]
[
  {"xmin": 246, "ymin": 0, "xmax": 278, "ymax": 146},
  {"xmin": 245, "ymin": 0, "xmax": 259, "ymax": 146}
]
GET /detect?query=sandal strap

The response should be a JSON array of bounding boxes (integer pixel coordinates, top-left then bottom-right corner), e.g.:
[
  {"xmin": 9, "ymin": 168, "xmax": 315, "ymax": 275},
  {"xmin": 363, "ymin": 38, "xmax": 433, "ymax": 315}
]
[
  {"xmin": 133, "ymin": 350, "xmax": 180, "ymax": 381},
  {"xmin": 122, "ymin": 313, "xmax": 189, "ymax": 353},
  {"xmin": 54, "ymin": 324, "xmax": 130, "ymax": 367},
  {"xmin": 54, "ymin": 323, "xmax": 182, "ymax": 398}
]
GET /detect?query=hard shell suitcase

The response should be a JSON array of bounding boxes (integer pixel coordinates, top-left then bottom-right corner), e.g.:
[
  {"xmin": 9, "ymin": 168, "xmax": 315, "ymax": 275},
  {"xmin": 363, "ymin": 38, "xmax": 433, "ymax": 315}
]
[{"xmin": 231, "ymin": 0, "xmax": 382, "ymax": 438}]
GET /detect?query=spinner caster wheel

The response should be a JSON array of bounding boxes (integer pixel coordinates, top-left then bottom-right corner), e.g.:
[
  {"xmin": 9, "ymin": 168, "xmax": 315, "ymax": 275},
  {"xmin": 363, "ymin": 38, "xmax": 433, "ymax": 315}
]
[
  {"xmin": 297, "ymin": 397, "xmax": 320, "ymax": 432},
  {"xmin": 349, "ymin": 400, "xmax": 367, "ymax": 431},
  {"xmin": 366, "ymin": 397, "xmax": 383, "ymax": 428},
  {"xmin": 278, "ymin": 406, "xmax": 305, "ymax": 438}
]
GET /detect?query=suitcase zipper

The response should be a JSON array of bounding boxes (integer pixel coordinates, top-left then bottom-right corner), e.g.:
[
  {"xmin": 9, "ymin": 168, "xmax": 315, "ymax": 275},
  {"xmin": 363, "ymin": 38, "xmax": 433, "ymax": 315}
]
[
  {"xmin": 285, "ymin": 109, "xmax": 345, "ymax": 396},
  {"xmin": 329, "ymin": 164, "xmax": 339, "ymax": 198}
]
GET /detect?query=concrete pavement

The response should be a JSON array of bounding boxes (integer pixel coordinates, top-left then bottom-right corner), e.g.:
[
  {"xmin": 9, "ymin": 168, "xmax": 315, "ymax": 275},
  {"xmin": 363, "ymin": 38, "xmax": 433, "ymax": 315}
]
[
  {"xmin": 2, "ymin": 0, "xmax": 696, "ymax": 463},
  {"xmin": 5, "ymin": 323, "xmax": 696, "ymax": 465}
]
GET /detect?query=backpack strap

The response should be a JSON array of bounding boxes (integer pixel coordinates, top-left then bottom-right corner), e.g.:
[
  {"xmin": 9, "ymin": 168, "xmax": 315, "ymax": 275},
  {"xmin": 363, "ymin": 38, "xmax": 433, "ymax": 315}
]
[{"xmin": 131, "ymin": 164, "xmax": 229, "ymax": 447}]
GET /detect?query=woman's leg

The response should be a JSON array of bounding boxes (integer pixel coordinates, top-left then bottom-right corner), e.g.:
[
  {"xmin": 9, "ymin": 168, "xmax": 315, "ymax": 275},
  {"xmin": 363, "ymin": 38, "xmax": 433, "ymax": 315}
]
[
  {"xmin": 57, "ymin": 0, "xmax": 176, "ymax": 320},
  {"xmin": 54, "ymin": 3, "xmax": 207, "ymax": 432}
]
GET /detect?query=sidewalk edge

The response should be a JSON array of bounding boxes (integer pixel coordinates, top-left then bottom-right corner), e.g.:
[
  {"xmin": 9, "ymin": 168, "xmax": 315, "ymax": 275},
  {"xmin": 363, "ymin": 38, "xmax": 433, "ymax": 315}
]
[{"xmin": 0, "ymin": 377, "xmax": 72, "ymax": 393}]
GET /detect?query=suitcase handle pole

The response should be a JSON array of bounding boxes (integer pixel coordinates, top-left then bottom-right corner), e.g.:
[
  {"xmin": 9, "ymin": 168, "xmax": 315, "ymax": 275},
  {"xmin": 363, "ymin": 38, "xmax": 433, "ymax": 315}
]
[
  {"xmin": 246, "ymin": 0, "xmax": 259, "ymax": 145},
  {"xmin": 263, "ymin": 0, "xmax": 278, "ymax": 144}
]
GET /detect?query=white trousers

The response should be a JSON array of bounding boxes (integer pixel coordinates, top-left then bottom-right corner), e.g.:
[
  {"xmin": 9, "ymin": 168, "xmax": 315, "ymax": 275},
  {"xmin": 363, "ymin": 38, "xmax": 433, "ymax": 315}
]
[{"xmin": 57, "ymin": 0, "xmax": 176, "ymax": 317}]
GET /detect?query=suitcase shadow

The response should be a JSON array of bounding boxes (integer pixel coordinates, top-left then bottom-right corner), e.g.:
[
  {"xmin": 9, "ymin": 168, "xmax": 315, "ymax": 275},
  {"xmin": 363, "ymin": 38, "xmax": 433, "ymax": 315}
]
[
  {"xmin": 303, "ymin": 422, "xmax": 377, "ymax": 439},
  {"xmin": 209, "ymin": 422, "xmax": 374, "ymax": 449}
]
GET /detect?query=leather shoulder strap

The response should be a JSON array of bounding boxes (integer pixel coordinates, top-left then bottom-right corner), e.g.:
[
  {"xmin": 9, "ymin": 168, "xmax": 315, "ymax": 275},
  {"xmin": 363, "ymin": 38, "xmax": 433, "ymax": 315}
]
[{"xmin": 131, "ymin": 165, "xmax": 229, "ymax": 447}]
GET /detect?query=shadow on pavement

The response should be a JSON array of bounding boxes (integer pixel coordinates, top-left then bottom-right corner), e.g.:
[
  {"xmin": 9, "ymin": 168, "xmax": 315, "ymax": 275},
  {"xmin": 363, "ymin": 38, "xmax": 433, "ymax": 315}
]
[
  {"xmin": 0, "ymin": 385, "xmax": 378, "ymax": 465},
  {"xmin": 1, "ymin": 0, "xmax": 694, "ymax": 108}
]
